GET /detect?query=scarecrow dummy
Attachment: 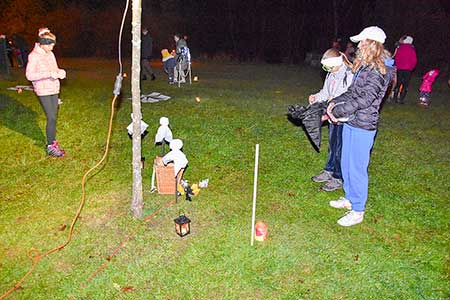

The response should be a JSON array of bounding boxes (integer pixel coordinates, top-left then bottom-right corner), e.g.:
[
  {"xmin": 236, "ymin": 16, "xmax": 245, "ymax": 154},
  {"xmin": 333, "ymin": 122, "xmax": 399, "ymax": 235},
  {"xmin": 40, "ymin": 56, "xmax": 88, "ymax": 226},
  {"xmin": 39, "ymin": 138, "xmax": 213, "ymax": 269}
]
[
  {"xmin": 154, "ymin": 117, "xmax": 173, "ymax": 155},
  {"xmin": 160, "ymin": 139, "xmax": 188, "ymax": 178}
]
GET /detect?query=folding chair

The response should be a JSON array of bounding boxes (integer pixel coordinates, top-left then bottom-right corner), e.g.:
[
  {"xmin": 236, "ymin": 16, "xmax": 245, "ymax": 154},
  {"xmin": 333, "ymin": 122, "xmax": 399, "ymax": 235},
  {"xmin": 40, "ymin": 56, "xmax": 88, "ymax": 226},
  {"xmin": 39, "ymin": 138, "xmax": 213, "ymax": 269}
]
[{"xmin": 175, "ymin": 46, "xmax": 192, "ymax": 87}]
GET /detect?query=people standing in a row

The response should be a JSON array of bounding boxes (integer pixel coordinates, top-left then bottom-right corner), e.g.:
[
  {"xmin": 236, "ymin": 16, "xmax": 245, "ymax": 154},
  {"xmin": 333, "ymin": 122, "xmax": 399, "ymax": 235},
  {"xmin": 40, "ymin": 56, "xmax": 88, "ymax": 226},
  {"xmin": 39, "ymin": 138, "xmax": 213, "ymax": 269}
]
[
  {"xmin": 392, "ymin": 35, "xmax": 417, "ymax": 104},
  {"xmin": 26, "ymin": 27, "xmax": 66, "ymax": 157},
  {"xmin": 141, "ymin": 27, "xmax": 156, "ymax": 81}
]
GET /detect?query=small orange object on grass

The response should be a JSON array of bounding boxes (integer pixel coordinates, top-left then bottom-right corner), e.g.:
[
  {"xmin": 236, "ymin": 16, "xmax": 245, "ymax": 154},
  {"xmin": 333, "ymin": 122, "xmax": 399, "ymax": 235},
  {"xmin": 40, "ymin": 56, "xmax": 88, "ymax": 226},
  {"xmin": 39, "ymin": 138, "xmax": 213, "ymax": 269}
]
[{"xmin": 255, "ymin": 221, "xmax": 268, "ymax": 241}]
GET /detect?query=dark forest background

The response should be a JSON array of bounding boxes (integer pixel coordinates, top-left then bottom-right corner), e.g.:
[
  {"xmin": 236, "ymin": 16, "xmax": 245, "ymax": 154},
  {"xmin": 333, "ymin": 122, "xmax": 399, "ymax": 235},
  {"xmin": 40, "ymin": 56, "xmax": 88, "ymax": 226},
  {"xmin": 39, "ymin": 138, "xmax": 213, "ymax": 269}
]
[{"xmin": 1, "ymin": 0, "xmax": 449, "ymax": 71}]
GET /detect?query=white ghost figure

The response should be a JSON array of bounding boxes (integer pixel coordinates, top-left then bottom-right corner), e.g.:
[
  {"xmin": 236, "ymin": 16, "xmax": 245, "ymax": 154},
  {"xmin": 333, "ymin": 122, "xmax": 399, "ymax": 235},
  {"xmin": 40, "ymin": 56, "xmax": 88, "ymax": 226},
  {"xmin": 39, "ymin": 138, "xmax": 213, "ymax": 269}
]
[
  {"xmin": 154, "ymin": 117, "xmax": 173, "ymax": 144},
  {"xmin": 127, "ymin": 113, "xmax": 149, "ymax": 135},
  {"xmin": 162, "ymin": 139, "xmax": 188, "ymax": 177}
]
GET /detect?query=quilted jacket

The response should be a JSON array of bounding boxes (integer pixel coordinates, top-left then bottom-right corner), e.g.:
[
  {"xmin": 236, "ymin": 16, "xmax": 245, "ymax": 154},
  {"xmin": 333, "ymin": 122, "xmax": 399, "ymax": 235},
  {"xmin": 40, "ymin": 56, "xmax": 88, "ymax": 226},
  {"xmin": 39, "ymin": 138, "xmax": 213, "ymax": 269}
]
[
  {"xmin": 330, "ymin": 65, "xmax": 394, "ymax": 131},
  {"xmin": 26, "ymin": 43, "xmax": 65, "ymax": 96}
]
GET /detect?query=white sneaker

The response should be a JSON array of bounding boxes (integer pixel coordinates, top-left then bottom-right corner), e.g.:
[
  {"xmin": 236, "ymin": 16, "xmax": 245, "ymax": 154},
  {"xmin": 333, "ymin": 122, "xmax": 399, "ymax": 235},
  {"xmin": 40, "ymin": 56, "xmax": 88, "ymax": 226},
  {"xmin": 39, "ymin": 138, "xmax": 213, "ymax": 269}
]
[
  {"xmin": 337, "ymin": 210, "xmax": 364, "ymax": 227},
  {"xmin": 329, "ymin": 197, "xmax": 352, "ymax": 209}
]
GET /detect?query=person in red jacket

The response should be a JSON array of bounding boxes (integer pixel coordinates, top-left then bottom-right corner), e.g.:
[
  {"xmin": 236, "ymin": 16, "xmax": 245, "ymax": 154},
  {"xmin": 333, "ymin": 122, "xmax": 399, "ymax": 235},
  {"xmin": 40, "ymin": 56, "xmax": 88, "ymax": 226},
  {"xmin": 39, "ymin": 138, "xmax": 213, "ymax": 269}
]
[{"xmin": 393, "ymin": 35, "xmax": 417, "ymax": 104}]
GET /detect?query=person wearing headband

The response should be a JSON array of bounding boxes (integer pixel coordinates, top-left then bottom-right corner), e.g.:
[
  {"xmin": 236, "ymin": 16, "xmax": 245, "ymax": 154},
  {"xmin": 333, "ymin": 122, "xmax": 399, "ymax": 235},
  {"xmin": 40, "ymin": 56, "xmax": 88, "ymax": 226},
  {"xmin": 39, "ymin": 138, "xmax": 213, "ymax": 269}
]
[
  {"xmin": 26, "ymin": 28, "xmax": 66, "ymax": 157},
  {"xmin": 309, "ymin": 48, "xmax": 353, "ymax": 192},
  {"xmin": 327, "ymin": 26, "xmax": 395, "ymax": 226}
]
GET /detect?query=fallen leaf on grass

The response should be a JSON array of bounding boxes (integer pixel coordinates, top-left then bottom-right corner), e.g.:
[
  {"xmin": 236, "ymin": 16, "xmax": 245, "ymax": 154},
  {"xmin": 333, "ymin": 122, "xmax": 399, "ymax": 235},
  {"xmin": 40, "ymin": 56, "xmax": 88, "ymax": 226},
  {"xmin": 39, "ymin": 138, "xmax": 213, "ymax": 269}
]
[
  {"xmin": 354, "ymin": 254, "xmax": 359, "ymax": 262},
  {"xmin": 288, "ymin": 192, "xmax": 295, "ymax": 197},
  {"xmin": 121, "ymin": 286, "xmax": 135, "ymax": 293},
  {"xmin": 58, "ymin": 224, "xmax": 67, "ymax": 231}
]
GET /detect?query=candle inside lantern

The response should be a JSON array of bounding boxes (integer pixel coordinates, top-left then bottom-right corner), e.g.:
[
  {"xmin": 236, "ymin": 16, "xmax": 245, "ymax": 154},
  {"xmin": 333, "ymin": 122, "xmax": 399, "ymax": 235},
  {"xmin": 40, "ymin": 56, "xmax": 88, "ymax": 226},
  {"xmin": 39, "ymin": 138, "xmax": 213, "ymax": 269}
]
[
  {"xmin": 193, "ymin": 76, "xmax": 198, "ymax": 82},
  {"xmin": 174, "ymin": 215, "xmax": 191, "ymax": 237}
]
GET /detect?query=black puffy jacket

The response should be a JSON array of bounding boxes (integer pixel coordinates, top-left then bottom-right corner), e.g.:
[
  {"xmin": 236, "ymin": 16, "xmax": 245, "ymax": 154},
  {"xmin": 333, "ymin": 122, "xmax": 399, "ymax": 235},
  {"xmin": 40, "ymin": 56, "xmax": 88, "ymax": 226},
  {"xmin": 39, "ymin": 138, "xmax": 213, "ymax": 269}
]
[{"xmin": 331, "ymin": 65, "xmax": 394, "ymax": 130}]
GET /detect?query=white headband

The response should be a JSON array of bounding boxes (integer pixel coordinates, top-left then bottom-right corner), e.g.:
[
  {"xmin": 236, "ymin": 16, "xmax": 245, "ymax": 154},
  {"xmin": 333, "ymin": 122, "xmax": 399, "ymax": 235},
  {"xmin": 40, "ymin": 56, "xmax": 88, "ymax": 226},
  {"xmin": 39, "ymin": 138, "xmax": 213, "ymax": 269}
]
[{"xmin": 321, "ymin": 55, "xmax": 343, "ymax": 67}]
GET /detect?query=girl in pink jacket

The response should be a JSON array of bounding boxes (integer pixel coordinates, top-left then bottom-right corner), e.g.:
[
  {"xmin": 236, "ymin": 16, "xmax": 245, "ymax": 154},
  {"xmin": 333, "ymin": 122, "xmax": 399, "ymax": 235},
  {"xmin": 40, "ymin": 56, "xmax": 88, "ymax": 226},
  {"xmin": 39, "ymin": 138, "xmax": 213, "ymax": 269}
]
[
  {"xmin": 26, "ymin": 28, "xmax": 66, "ymax": 157},
  {"xmin": 419, "ymin": 69, "xmax": 440, "ymax": 107}
]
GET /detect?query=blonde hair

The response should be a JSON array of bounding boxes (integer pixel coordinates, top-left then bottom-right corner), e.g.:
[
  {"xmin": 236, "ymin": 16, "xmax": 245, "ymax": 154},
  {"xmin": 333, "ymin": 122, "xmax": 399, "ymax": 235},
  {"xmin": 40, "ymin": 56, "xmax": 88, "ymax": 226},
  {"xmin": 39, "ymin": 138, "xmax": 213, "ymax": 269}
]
[
  {"xmin": 322, "ymin": 48, "xmax": 353, "ymax": 68},
  {"xmin": 352, "ymin": 40, "xmax": 386, "ymax": 75}
]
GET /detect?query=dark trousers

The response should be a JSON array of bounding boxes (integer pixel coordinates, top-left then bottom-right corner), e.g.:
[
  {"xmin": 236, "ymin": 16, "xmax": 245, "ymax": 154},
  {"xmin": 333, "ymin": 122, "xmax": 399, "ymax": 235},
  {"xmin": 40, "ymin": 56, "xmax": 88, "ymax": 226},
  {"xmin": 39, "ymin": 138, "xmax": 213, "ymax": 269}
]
[
  {"xmin": 141, "ymin": 58, "xmax": 154, "ymax": 79},
  {"xmin": 38, "ymin": 94, "xmax": 59, "ymax": 145},
  {"xmin": 324, "ymin": 123, "xmax": 343, "ymax": 180},
  {"xmin": 394, "ymin": 70, "xmax": 412, "ymax": 103}
]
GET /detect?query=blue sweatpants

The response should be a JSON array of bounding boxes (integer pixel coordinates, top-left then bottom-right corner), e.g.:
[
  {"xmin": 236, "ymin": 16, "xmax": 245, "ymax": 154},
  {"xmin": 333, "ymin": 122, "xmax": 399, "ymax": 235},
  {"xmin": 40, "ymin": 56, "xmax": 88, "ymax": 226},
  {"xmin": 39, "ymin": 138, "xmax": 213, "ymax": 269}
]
[
  {"xmin": 341, "ymin": 124, "xmax": 377, "ymax": 212},
  {"xmin": 324, "ymin": 123, "xmax": 343, "ymax": 180}
]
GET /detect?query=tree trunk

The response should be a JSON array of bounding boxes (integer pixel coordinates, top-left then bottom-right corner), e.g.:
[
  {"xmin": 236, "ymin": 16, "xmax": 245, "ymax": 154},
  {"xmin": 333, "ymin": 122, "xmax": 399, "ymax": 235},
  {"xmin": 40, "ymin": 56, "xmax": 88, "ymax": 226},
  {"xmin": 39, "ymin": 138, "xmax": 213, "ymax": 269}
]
[{"xmin": 130, "ymin": 0, "xmax": 143, "ymax": 218}]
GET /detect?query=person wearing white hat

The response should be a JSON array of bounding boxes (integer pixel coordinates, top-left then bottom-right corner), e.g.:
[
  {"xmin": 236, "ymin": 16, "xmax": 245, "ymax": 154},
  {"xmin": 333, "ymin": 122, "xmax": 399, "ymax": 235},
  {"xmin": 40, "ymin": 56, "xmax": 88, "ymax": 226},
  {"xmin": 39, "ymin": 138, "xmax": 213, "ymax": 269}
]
[
  {"xmin": 393, "ymin": 35, "xmax": 417, "ymax": 103},
  {"xmin": 326, "ymin": 26, "xmax": 395, "ymax": 226},
  {"xmin": 309, "ymin": 48, "xmax": 354, "ymax": 192}
]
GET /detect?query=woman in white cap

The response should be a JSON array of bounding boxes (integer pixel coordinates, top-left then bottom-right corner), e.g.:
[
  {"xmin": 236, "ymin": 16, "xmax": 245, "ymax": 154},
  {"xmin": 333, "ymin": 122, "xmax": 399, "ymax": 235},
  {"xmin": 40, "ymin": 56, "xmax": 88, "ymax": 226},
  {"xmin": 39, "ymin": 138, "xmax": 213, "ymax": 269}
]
[
  {"xmin": 326, "ymin": 26, "xmax": 395, "ymax": 226},
  {"xmin": 309, "ymin": 48, "xmax": 353, "ymax": 192}
]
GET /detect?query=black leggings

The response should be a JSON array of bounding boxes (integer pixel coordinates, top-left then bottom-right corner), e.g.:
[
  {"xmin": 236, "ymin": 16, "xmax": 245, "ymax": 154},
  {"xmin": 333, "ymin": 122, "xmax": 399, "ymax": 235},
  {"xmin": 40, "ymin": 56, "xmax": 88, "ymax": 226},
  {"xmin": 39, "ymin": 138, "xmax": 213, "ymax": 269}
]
[
  {"xmin": 38, "ymin": 94, "xmax": 59, "ymax": 145},
  {"xmin": 394, "ymin": 70, "xmax": 412, "ymax": 102}
]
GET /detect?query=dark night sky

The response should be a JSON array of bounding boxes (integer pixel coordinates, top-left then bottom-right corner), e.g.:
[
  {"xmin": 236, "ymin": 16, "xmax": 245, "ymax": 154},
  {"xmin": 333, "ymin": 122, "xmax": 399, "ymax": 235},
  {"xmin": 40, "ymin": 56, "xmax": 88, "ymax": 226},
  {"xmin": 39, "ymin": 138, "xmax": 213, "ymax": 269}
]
[{"xmin": 1, "ymin": 0, "xmax": 449, "ymax": 68}]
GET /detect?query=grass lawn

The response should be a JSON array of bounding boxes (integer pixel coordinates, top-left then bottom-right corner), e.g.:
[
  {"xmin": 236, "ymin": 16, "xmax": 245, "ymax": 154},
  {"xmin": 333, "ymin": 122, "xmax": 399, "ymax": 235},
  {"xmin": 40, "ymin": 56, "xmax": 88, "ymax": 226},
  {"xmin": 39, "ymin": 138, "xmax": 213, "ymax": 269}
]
[{"xmin": 0, "ymin": 59, "xmax": 449, "ymax": 300}]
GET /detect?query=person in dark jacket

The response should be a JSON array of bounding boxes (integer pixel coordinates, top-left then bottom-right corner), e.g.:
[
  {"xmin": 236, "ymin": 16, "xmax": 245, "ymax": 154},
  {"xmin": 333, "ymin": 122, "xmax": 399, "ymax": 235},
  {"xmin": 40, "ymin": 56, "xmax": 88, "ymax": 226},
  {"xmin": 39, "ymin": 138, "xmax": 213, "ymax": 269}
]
[
  {"xmin": 12, "ymin": 34, "xmax": 29, "ymax": 68},
  {"xmin": 141, "ymin": 27, "xmax": 155, "ymax": 81},
  {"xmin": 327, "ymin": 26, "xmax": 394, "ymax": 227},
  {"xmin": 0, "ymin": 34, "xmax": 10, "ymax": 74}
]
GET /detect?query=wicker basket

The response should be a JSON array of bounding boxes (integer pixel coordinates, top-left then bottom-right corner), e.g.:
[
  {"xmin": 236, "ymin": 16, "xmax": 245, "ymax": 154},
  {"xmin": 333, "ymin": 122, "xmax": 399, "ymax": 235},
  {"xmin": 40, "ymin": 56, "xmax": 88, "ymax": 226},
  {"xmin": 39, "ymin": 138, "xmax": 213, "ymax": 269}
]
[{"xmin": 154, "ymin": 157, "xmax": 184, "ymax": 194}]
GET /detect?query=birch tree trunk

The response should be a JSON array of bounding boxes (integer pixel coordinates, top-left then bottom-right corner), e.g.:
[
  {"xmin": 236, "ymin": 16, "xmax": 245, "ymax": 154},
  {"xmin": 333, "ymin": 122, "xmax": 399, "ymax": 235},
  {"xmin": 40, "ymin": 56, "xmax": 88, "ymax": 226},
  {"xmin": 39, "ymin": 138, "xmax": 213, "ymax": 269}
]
[{"xmin": 130, "ymin": 0, "xmax": 143, "ymax": 218}]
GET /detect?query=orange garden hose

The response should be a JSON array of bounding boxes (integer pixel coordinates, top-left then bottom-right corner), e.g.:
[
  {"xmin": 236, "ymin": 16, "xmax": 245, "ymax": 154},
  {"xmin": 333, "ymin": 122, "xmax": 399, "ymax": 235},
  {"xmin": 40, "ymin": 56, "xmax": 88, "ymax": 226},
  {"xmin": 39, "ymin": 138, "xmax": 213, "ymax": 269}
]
[{"xmin": 1, "ymin": 95, "xmax": 118, "ymax": 300}]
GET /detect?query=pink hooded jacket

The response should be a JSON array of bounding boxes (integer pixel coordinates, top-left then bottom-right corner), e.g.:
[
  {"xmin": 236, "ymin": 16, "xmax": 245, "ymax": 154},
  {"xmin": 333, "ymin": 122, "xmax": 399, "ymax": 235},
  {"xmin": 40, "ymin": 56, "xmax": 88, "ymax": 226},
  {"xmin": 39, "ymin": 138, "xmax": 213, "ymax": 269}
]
[
  {"xmin": 394, "ymin": 44, "xmax": 417, "ymax": 71},
  {"xmin": 26, "ymin": 43, "xmax": 65, "ymax": 96},
  {"xmin": 419, "ymin": 69, "xmax": 440, "ymax": 92}
]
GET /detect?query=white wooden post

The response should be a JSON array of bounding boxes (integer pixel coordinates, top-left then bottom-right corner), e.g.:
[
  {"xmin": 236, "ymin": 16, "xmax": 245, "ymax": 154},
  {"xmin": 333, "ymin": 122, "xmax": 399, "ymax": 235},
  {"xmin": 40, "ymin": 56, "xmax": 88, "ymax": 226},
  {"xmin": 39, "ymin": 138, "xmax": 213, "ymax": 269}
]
[{"xmin": 250, "ymin": 144, "xmax": 259, "ymax": 246}]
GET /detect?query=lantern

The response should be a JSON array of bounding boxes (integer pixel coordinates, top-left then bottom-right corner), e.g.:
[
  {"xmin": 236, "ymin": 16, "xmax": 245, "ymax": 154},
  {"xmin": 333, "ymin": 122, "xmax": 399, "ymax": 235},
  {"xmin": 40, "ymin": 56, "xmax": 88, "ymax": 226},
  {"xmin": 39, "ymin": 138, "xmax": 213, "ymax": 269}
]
[
  {"xmin": 193, "ymin": 76, "xmax": 198, "ymax": 82},
  {"xmin": 174, "ymin": 215, "xmax": 191, "ymax": 237}
]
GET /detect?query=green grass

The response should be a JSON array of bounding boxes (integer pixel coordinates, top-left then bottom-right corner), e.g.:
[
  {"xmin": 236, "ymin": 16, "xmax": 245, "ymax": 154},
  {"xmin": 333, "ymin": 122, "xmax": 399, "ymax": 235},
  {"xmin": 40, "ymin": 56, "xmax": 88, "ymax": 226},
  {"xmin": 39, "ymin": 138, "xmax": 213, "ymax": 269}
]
[{"xmin": 0, "ymin": 59, "xmax": 449, "ymax": 300}]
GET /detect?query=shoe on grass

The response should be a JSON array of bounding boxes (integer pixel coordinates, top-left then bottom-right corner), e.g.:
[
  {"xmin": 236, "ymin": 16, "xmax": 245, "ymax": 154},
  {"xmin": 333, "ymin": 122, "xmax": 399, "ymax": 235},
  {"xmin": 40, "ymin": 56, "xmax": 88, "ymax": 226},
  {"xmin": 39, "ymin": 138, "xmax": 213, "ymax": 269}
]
[
  {"xmin": 47, "ymin": 140, "xmax": 65, "ymax": 157},
  {"xmin": 321, "ymin": 177, "xmax": 343, "ymax": 191},
  {"xmin": 312, "ymin": 170, "xmax": 332, "ymax": 183},
  {"xmin": 329, "ymin": 197, "xmax": 352, "ymax": 209},
  {"xmin": 337, "ymin": 210, "xmax": 364, "ymax": 227}
]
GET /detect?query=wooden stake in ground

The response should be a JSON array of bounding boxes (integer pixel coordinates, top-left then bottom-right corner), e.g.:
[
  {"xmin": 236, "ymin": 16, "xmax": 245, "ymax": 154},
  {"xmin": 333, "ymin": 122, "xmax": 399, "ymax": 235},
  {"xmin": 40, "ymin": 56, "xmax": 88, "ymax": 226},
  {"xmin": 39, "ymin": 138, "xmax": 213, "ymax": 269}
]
[
  {"xmin": 250, "ymin": 144, "xmax": 259, "ymax": 246},
  {"xmin": 130, "ymin": 0, "xmax": 143, "ymax": 218}
]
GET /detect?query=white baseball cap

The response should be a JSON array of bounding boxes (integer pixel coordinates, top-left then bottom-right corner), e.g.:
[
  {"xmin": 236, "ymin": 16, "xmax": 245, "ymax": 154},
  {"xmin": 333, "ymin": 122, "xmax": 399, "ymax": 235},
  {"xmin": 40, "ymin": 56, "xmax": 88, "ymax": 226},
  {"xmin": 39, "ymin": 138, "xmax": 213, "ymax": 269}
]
[
  {"xmin": 350, "ymin": 26, "xmax": 386, "ymax": 44},
  {"xmin": 402, "ymin": 36, "xmax": 413, "ymax": 44}
]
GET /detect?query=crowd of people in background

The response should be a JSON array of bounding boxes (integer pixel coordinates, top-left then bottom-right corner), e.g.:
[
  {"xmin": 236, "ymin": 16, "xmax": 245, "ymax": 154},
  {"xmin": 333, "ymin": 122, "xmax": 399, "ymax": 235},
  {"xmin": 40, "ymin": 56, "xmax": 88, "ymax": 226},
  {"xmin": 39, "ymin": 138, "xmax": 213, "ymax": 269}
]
[
  {"xmin": 0, "ymin": 33, "xmax": 30, "ymax": 73},
  {"xmin": 140, "ymin": 28, "xmax": 191, "ymax": 85},
  {"xmin": 307, "ymin": 24, "xmax": 446, "ymax": 226}
]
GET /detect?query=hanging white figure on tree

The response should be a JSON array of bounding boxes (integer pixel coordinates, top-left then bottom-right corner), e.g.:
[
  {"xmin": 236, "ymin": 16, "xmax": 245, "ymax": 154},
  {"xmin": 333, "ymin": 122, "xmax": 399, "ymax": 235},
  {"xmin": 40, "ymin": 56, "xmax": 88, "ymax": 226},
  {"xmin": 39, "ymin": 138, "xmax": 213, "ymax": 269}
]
[
  {"xmin": 154, "ymin": 116, "xmax": 173, "ymax": 155},
  {"xmin": 127, "ymin": 113, "xmax": 149, "ymax": 139}
]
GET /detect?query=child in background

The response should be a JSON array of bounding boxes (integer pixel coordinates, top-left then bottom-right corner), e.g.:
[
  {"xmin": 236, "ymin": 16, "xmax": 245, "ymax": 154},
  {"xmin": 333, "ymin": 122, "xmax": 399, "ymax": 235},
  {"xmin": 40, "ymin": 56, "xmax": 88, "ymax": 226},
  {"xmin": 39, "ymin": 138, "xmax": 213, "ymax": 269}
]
[
  {"xmin": 309, "ymin": 48, "xmax": 353, "ymax": 192},
  {"xmin": 161, "ymin": 49, "xmax": 176, "ymax": 84},
  {"xmin": 419, "ymin": 69, "xmax": 440, "ymax": 107}
]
